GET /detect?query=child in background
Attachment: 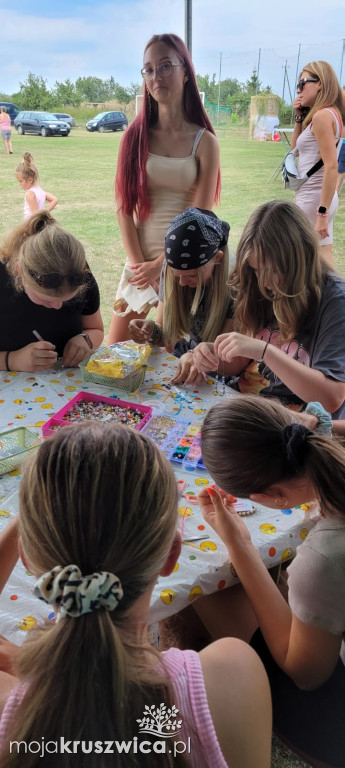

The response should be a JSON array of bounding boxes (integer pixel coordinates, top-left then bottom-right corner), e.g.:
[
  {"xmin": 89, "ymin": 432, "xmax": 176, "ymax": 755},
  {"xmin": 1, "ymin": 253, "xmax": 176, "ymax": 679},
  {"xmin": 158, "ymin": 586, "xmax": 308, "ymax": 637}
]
[
  {"xmin": 196, "ymin": 393, "xmax": 345, "ymax": 768},
  {"xmin": 0, "ymin": 422, "xmax": 271, "ymax": 768},
  {"xmin": 129, "ymin": 207, "xmax": 233, "ymax": 385},
  {"xmin": 15, "ymin": 153, "xmax": 58, "ymax": 219},
  {"xmin": 0, "ymin": 107, "xmax": 13, "ymax": 155}
]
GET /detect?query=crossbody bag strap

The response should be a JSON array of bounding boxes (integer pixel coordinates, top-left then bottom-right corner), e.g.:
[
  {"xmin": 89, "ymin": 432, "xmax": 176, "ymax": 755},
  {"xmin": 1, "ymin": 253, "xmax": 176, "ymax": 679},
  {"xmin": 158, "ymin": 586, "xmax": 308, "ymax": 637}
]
[
  {"xmin": 306, "ymin": 158, "xmax": 323, "ymax": 178},
  {"xmin": 306, "ymin": 137, "xmax": 340, "ymax": 179}
]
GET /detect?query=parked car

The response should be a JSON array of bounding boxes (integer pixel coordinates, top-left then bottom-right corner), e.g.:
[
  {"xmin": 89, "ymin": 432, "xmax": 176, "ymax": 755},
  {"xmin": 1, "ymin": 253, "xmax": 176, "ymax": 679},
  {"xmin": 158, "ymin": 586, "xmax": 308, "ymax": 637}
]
[
  {"xmin": 14, "ymin": 111, "xmax": 70, "ymax": 137},
  {"xmin": 53, "ymin": 112, "xmax": 75, "ymax": 127},
  {"xmin": 0, "ymin": 102, "xmax": 20, "ymax": 124},
  {"xmin": 85, "ymin": 111, "xmax": 128, "ymax": 132}
]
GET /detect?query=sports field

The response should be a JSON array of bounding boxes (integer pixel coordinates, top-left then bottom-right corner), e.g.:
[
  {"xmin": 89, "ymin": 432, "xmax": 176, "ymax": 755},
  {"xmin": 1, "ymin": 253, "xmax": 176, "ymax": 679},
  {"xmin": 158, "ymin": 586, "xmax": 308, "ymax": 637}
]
[{"xmin": 1, "ymin": 125, "xmax": 344, "ymax": 339}]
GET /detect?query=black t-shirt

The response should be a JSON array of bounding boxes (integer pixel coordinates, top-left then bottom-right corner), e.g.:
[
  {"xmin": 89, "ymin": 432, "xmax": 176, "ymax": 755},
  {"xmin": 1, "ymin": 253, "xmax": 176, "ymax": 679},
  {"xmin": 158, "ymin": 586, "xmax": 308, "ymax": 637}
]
[{"xmin": 0, "ymin": 262, "xmax": 100, "ymax": 356}]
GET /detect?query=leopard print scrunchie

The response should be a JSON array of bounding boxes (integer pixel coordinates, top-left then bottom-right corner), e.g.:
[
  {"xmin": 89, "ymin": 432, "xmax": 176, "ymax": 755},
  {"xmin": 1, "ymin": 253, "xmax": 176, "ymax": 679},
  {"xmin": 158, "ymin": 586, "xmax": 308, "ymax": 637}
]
[{"xmin": 34, "ymin": 564, "xmax": 123, "ymax": 622}]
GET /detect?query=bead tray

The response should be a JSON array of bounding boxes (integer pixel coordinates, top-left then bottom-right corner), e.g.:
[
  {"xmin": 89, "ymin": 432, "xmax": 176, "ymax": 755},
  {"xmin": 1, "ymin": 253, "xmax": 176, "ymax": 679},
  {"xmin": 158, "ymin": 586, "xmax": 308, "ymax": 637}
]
[
  {"xmin": 142, "ymin": 414, "xmax": 206, "ymax": 471},
  {"xmin": 42, "ymin": 392, "xmax": 152, "ymax": 436},
  {"xmin": 0, "ymin": 427, "xmax": 40, "ymax": 475}
]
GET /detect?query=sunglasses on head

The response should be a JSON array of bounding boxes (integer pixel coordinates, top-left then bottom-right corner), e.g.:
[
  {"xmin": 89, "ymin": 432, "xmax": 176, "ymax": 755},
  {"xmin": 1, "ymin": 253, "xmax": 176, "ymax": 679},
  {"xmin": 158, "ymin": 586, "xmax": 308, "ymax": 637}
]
[
  {"xmin": 27, "ymin": 267, "xmax": 90, "ymax": 289},
  {"xmin": 297, "ymin": 77, "xmax": 319, "ymax": 91}
]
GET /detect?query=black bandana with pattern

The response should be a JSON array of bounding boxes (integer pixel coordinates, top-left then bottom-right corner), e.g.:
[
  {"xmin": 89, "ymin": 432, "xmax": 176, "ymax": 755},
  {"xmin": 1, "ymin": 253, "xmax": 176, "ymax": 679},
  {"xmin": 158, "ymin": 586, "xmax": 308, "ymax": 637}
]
[{"xmin": 164, "ymin": 207, "xmax": 230, "ymax": 270}]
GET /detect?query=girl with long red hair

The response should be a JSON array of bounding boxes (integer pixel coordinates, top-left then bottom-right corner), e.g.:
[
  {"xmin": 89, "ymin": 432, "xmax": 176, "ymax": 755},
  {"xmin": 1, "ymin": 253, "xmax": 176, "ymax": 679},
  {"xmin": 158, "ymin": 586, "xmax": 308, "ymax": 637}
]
[{"xmin": 108, "ymin": 33, "xmax": 220, "ymax": 343}]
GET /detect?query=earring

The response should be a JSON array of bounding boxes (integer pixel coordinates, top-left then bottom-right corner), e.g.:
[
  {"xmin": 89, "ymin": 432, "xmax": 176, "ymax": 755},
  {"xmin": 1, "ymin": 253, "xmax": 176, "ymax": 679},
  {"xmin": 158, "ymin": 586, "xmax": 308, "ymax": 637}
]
[
  {"xmin": 274, "ymin": 497, "xmax": 288, "ymax": 508},
  {"xmin": 146, "ymin": 88, "xmax": 151, "ymax": 119}
]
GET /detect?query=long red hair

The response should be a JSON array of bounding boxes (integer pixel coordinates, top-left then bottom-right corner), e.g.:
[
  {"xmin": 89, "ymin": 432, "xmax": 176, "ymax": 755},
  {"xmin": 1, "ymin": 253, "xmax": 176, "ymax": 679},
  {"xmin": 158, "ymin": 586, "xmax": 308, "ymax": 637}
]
[{"xmin": 115, "ymin": 33, "xmax": 221, "ymax": 220}]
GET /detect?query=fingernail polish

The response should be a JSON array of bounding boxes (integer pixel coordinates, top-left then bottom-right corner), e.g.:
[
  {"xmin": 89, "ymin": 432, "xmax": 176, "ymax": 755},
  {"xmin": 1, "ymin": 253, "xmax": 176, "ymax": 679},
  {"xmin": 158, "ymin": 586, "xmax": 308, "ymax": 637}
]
[{"xmin": 207, "ymin": 487, "xmax": 216, "ymax": 496}]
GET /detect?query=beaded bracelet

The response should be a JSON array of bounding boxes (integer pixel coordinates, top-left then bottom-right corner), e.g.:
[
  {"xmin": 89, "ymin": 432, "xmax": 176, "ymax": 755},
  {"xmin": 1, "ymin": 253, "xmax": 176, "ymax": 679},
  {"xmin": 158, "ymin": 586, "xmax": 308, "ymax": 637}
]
[
  {"xmin": 316, "ymin": 212, "xmax": 328, "ymax": 217},
  {"xmin": 294, "ymin": 114, "xmax": 303, "ymax": 123},
  {"xmin": 150, "ymin": 322, "xmax": 163, "ymax": 346}
]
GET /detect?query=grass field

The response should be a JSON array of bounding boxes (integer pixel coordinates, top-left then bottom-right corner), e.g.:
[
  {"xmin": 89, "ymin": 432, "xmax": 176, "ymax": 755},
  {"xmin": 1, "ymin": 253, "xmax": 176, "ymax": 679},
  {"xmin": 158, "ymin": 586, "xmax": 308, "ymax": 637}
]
[
  {"xmin": 0, "ymin": 127, "xmax": 341, "ymax": 767},
  {"xmin": 1, "ymin": 125, "xmax": 344, "ymax": 339}
]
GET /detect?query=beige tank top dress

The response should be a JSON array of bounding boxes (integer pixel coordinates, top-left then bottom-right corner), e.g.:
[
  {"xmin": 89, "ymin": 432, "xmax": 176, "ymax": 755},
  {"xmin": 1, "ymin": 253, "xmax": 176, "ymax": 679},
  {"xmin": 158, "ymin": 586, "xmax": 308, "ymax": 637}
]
[
  {"xmin": 295, "ymin": 108, "xmax": 342, "ymax": 246},
  {"xmin": 114, "ymin": 128, "xmax": 205, "ymax": 315}
]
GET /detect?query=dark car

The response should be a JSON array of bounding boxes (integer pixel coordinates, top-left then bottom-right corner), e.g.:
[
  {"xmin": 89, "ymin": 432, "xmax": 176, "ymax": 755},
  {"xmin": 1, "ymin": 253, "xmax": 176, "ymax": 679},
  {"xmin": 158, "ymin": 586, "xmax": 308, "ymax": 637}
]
[
  {"xmin": 0, "ymin": 102, "xmax": 20, "ymax": 124},
  {"xmin": 14, "ymin": 111, "xmax": 70, "ymax": 137},
  {"xmin": 53, "ymin": 112, "xmax": 75, "ymax": 127},
  {"xmin": 85, "ymin": 111, "xmax": 128, "ymax": 132}
]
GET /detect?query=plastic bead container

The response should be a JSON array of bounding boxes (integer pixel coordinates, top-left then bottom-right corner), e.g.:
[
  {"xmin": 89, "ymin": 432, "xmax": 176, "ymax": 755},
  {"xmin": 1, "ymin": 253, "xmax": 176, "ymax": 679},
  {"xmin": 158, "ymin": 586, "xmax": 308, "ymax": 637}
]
[
  {"xmin": 42, "ymin": 392, "xmax": 152, "ymax": 436},
  {"xmin": 0, "ymin": 427, "xmax": 40, "ymax": 475},
  {"xmin": 142, "ymin": 415, "xmax": 206, "ymax": 471}
]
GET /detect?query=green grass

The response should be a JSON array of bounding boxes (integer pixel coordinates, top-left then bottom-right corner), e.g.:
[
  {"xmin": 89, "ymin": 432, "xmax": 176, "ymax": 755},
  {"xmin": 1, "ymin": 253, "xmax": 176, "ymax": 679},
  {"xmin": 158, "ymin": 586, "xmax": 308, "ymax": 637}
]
[{"xmin": 2, "ymin": 125, "xmax": 344, "ymax": 338}]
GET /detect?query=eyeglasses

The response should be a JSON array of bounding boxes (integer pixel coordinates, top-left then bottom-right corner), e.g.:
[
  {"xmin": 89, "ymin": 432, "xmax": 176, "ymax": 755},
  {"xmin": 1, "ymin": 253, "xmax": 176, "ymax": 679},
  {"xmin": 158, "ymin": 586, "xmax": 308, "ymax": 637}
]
[
  {"xmin": 297, "ymin": 77, "xmax": 319, "ymax": 91},
  {"xmin": 27, "ymin": 267, "xmax": 90, "ymax": 289},
  {"xmin": 141, "ymin": 61, "xmax": 183, "ymax": 81}
]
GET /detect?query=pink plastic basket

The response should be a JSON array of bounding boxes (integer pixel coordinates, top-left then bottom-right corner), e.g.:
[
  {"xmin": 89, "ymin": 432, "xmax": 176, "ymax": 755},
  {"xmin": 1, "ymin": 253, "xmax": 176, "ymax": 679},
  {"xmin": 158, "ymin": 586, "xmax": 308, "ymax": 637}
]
[{"xmin": 42, "ymin": 392, "xmax": 152, "ymax": 436}]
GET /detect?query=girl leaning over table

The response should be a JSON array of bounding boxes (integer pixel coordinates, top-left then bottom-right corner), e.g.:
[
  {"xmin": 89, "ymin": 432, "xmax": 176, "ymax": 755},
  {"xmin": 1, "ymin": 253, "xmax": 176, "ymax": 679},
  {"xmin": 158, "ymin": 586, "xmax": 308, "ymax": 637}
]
[
  {"xmin": 194, "ymin": 393, "xmax": 345, "ymax": 768},
  {"xmin": 128, "ymin": 207, "xmax": 233, "ymax": 385},
  {"xmin": 0, "ymin": 211, "xmax": 103, "ymax": 372},
  {"xmin": 108, "ymin": 32, "xmax": 220, "ymax": 344},
  {"xmin": 0, "ymin": 423, "xmax": 272, "ymax": 768},
  {"xmin": 192, "ymin": 199, "xmax": 345, "ymax": 419},
  {"xmin": 291, "ymin": 60, "xmax": 345, "ymax": 264}
]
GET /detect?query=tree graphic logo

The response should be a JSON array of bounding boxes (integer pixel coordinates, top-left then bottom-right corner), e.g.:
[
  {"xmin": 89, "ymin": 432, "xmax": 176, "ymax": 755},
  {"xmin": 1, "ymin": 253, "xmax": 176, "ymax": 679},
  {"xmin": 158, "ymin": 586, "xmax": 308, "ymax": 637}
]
[{"xmin": 137, "ymin": 704, "xmax": 183, "ymax": 738}]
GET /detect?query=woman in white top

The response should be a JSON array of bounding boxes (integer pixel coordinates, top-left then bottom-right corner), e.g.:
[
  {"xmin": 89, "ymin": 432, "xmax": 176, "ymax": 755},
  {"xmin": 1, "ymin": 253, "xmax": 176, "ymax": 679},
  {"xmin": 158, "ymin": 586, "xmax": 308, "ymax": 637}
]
[{"xmin": 291, "ymin": 60, "xmax": 345, "ymax": 263}]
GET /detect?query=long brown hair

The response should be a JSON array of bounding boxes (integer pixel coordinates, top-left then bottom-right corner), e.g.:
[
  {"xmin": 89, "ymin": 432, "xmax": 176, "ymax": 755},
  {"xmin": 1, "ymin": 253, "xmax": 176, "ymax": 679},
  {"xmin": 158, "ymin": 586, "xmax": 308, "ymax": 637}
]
[
  {"xmin": 0, "ymin": 423, "xmax": 190, "ymax": 768},
  {"xmin": 300, "ymin": 61, "xmax": 345, "ymax": 128},
  {"xmin": 115, "ymin": 33, "xmax": 220, "ymax": 220},
  {"xmin": 201, "ymin": 394, "xmax": 345, "ymax": 518},
  {"xmin": 229, "ymin": 199, "xmax": 334, "ymax": 343}
]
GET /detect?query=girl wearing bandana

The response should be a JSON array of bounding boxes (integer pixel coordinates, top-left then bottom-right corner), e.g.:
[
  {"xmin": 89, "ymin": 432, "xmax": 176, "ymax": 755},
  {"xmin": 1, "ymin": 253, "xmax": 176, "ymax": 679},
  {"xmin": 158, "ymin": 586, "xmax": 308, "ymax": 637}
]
[{"xmin": 129, "ymin": 207, "xmax": 233, "ymax": 385}]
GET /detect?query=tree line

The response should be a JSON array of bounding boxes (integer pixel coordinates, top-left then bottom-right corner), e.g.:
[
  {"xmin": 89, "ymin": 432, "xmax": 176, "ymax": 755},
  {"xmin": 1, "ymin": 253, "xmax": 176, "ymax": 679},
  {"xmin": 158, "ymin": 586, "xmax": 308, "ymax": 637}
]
[{"xmin": 0, "ymin": 69, "xmax": 276, "ymax": 116}]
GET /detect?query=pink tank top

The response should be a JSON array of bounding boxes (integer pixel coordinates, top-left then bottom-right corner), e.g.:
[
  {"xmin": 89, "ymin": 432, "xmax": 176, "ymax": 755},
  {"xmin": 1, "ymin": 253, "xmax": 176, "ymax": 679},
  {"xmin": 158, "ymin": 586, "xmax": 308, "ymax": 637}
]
[
  {"xmin": 0, "ymin": 648, "xmax": 227, "ymax": 768},
  {"xmin": 24, "ymin": 185, "xmax": 46, "ymax": 219},
  {"xmin": 296, "ymin": 108, "xmax": 342, "ymax": 185}
]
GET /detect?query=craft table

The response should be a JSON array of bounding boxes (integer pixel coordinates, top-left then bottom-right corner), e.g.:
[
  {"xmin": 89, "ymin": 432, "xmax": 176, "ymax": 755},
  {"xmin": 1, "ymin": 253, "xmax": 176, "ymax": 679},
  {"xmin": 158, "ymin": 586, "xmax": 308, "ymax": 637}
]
[{"xmin": 0, "ymin": 350, "xmax": 314, "ymax": 643}]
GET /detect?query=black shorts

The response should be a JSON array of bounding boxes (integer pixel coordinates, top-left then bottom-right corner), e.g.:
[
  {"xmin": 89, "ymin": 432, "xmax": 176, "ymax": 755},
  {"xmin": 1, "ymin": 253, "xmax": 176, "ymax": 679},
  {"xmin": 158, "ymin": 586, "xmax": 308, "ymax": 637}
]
[{"xmin": 250, "ymin": 628, "xmax": 345, "ymax": 767}]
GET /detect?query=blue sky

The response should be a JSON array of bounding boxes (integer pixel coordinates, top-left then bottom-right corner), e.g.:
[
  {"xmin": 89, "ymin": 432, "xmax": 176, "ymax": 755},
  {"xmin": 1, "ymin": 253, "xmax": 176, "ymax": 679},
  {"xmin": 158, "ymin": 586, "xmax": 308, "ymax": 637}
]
[{"xmin": 1, "ymin": 0, "xmax": 344, "ymax": 99}]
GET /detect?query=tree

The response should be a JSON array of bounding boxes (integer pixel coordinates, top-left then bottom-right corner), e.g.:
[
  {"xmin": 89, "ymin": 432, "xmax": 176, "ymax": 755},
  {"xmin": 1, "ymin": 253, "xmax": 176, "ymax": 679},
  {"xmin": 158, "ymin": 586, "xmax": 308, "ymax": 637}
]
[
  {"xmin": 126, "ymin": 82, "xmax": 141, "ymax": 101},
  {"xmin": 245, "ymin": 69, "xmax": 262, "ymax": 95},
  {"xmin": 75, "ymin": 76, "xmax": 110, "ymax": 102},
  {"xmin": 18, "ymin": 73, "xmax": 55, "ymax": 110},
  {"xmin": 245, "ymin": 69, "xmax": 272, "ymax": 96},
  {"xmin": 196, "ymin": 73, "xmax": 218, "ymax": 103},
  {"xmin": 114, "ymin": 85, "xmax": 131, "ymax": 104},
  {"xmin": 52, "ymin": 78, "xmax": 81, "ymax": 108}
]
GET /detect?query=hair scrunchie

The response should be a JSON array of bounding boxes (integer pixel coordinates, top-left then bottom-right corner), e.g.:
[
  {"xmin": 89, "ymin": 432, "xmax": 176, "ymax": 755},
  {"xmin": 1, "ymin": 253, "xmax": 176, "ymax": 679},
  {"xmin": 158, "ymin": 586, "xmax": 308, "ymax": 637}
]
[
  {"xmin": 281, "ymin": 423, "xmax": 312, "ymax": 473},
  {"xmin": 34, "ymin": 564, "xmax": 123, "ymax": 622}
]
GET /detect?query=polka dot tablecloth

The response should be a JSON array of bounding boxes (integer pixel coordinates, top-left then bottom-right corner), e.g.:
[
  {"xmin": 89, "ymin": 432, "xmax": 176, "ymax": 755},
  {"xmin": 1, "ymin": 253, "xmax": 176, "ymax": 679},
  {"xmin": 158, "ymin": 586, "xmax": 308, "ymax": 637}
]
[{"xmin": 0, "ymin": 351, "xmax": 315, "ymax": 642}]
